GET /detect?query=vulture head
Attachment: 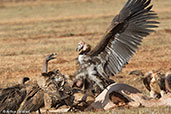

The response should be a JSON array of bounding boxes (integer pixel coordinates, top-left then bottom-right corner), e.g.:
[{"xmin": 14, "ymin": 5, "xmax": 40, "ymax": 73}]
[
  {"xmin": 150, "ymin": 72, "xmax": 160, "ymax": 83},
  {"xmin": 18, "ymin": 77, "xmax": 30, "ymax": 85},
  {"xmin": 22, "ymin": 77, "xmax": 30, "ymax": 84},
  {"xmin": 76, "ymin": 41, "xmax": 91, "ymax": 54}
]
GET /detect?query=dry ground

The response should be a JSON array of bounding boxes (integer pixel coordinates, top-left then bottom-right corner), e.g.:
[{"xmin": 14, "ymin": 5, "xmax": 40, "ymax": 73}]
[{"xmin": 0, "ymin": 0, "xmax": 171, "ymax": 113}]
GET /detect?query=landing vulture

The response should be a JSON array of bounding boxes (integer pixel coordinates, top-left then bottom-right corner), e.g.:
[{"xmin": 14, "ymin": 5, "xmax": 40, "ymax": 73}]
[{"xmin": 74, "ymin": 0, "xmax": 159, "ymax": 93}]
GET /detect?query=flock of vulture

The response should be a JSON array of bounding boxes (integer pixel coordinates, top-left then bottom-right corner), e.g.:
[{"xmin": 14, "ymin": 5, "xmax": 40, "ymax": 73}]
[{"xmin": 0, "ymin": 0, "xmax": 171, "ymax": 113}]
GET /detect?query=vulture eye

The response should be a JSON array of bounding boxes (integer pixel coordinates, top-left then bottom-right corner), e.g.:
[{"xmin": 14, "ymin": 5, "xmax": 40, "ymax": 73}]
[{"xmin": 79, "ymin": 43, "xmax": 83, "ymax": 47}]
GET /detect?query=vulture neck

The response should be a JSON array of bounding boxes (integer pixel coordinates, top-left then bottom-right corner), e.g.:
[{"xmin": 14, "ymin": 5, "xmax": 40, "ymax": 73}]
[{"xmin": 78, "ymin": 51, "xmax": 90, "ymax": 64}]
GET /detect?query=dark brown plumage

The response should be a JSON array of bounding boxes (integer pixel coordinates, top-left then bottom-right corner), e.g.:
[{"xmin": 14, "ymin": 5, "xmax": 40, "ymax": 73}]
[
  {"xmin": 18, "ymin": 53, "xmax": 75, "ymax": 113},
  {"xmin": 165, "ymin": 73, "xmax": 171, "ymax": 93},
  {"xmin": 41, "ymin": 53, "xmax": 74, "ymax": 110},
  {"xmin": 143, "ymin": 72, "xmax": 152, "ymax": 91},
  {"xmin": 0, "ymin": 77, "xmax": 30, "ymax": 114},
  {"xmin": 109, "ymin": 91, "xmax": 129, "ymax": 105},
  {"xmin": 18, "ymin": 82, "xmax": 44, "ymax": 114},
  {"xmin": 18, "ymin": 53, "xmax": 57, "ymax": 114}
]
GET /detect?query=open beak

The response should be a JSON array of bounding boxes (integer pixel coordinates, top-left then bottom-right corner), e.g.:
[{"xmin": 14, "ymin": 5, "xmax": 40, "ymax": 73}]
[{"xmin": 76, "ymin": 45, "xmax": 83, "ymax": 52}]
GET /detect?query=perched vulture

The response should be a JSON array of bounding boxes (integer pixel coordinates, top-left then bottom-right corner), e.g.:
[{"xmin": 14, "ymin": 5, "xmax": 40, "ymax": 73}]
[
  {"xmin": 74, "ymin": 0, "xmax": 158, "ymax": 94},
  {"xmin": 0, "ymin": 77, "xmax": 30, "ymax": 114},
  {"xmin": 18, "ymin": 53, "xmax": 74, "ymax": 114},
  {"xmin": 18, "ymin": 53, "xmax": 57, "ymax": 114},
  {"xmin": 40, "ymin": 53, "xmax": 74, "ymax": 111},
  {"xmin": 142, "ymin": 71, "xmax": 168, "ymax": 99}
]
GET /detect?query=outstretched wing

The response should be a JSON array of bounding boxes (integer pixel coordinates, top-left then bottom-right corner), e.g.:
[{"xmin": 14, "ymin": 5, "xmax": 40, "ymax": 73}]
[{"xmin": 88, "ymin": 0, "xmax": 158, "ymax": 76}]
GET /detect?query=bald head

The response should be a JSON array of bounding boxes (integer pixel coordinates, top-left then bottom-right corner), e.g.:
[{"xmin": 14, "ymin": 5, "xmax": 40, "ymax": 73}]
[{"xmin": 76, "ymin": 41, "xmax": 91, "ymax": 54}]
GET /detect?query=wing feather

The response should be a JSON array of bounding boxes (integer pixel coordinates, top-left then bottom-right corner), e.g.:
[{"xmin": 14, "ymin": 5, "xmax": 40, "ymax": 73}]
[{"xmin": 88, "ymin": 0, "xmax": 158, "ymax": 76}]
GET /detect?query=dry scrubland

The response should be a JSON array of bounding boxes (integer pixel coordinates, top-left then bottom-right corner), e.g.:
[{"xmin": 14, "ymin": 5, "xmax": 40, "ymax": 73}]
[{"xmin": 0, "ymin": 0, "xmax": 171, "ymax": 113}]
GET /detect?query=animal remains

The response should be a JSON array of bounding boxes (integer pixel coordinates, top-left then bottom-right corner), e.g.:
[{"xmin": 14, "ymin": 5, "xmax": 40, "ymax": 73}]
[{"xmin": 86, "ymin": 83, "xmax": 171, "ymax": 111}]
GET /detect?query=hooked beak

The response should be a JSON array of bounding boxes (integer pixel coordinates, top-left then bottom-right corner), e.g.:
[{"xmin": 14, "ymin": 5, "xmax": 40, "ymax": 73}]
[
  {"xmin": 76, "ymin": 48, "xmax": 79, "ymax": 51},
  {"xmin": 76, "ymin": 45, "xmax": 83, "ymax": 52}
]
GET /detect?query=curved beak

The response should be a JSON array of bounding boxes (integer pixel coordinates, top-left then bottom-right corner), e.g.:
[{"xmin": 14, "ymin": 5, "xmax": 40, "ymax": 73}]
[
  {"xmin": 76, "ymin": 47, "xmax": 79, "ymax": 51},
  {"xmin": 76, "ymin": 45, "xmax": 83, "ymax": 52},
  {"xmin": 46, "ymin": 53, "xmax": 57, "ymax": 61}
]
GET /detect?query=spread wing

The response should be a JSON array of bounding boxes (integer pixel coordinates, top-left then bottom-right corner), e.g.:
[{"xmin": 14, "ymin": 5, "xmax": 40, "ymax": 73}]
[{"xmin": 88, "ymin": 0, "xmax": 159, "ymax": 76}]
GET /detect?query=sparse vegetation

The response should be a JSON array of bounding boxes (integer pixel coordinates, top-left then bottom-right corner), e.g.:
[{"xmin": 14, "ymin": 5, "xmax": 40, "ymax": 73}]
[{"xmin": 0, "ymin": 0, "xmax": 171, "ymax": 113}]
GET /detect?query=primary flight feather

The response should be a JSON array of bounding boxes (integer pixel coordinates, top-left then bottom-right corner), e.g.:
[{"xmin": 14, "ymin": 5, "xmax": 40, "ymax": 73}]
[{"xmin": 74, "ymin": 0, "xmax": 159, "ymax": 94}]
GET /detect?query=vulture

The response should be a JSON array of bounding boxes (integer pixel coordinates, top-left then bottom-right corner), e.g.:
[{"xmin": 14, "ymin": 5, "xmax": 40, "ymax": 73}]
[
  {"xmin": 143, "ymin": 71, "xmax": 171, "ymax": 99},
  {"xmin": 0, "ymin": 77, "xmax": 30, "ymax": 114},
  {"xmin": 74, "ymin": 0, "xmax": 159, "ymax": 94},
  {"xmin": 18, "ymin": 53, "xmax": 74, "ymax": 114},
  {"xmin": 143, "ymin": 71, "xmax": 166, "ymax": 98},
  {"xmin": 40, "ymin": 53, "xmax": 74, "ymax": 111},
  {"xmin": 18, "ymin": 53, "xmax": 58, "ymax": 114},
  {"xmin": 17, "ymin": 81, "xmax": 44, "ymax": 114}
]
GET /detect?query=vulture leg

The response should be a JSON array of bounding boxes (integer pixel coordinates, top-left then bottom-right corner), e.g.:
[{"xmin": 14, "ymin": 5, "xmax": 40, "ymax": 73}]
[{"xmin": 38, "ymin": 108, "xmax": 41, "ymax": 114}]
